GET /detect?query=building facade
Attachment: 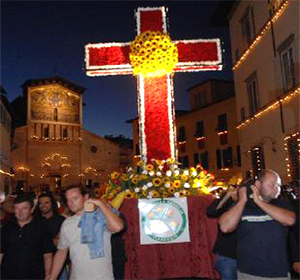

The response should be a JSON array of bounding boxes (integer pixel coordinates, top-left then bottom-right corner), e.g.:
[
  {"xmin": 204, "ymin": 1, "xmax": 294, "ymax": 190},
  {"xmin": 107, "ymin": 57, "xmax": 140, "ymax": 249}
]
[
  {"xmin": 229, "ymin": 0, "xmax": 299, "ymax": 182},
  {"xmin": 0, "ymin": 87, "xmax": 14, "ymax": 193},
  {"xmin": 177, "ymin": 79, "xmax": 242, "ymax": 181},
  {"xmin": 10, "ymin": 77, "xmax": 121, "ymax": 193}
]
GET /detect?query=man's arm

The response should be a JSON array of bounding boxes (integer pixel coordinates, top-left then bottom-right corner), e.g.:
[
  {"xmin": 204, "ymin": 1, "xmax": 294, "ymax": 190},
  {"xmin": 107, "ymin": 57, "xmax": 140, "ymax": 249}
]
[
  {"xmin": 251, "ymin": 186, "xmax": 295, "ymax": 226},
  {"xmin": 88, "ymin": 198, "xmax": 124, "ymax": 233},
  {"xmin": 0, "ymin": 253, "xmax": 3, "ymax": 264},
  {"xmin": 219, "ymin": 187, "xmax": 247, "ymax": 233},
  {"xmin": 49, "ymin": 248, "xmax": 68, "ymax": 280},
  {"xmin": 43, "ymin": 252, "xmax": 53, "ymax": 280}
]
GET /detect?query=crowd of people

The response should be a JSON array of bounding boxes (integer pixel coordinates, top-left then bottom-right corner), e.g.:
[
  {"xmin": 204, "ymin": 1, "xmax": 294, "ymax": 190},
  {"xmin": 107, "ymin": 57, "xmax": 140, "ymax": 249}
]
[{"xmin": 0, "ymin": 169, "xmax": 299, "ymax": 280}]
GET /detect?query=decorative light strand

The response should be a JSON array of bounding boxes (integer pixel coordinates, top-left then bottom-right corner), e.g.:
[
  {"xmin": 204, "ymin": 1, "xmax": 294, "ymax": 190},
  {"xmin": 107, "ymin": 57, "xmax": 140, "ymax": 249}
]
[
  {"xmin": 0, "ymin": 169, "xmax": 14, "ymax": 177},
  {"xmin": 233, "ymin": 0, "xmax": 289, "ymax": 71},
  {"xmin": 237, "ymin": 86, "xmax": 300, "ymax": 129},
  {"xmin": 284, "ymin": 132, "xmax": 300, "ymax": 178}
]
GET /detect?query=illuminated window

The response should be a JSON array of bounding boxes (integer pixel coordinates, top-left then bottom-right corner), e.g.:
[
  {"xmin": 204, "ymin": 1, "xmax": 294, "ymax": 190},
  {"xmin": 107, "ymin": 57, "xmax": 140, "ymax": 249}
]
[
  {"xmin": 246, "ymin": 73, "xmax": 260, "ymax": 115},
  {"xmin": 251, "ymin": 146, "xmax": 265, "ymax": 177},
  {"xmin": 286, "ymin": 136, "xmax": 299, "ymax": 181}
]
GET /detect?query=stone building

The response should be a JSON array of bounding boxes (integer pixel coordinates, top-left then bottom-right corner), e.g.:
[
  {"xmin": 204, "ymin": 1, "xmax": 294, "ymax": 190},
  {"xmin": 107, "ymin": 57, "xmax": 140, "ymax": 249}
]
[
  {"xmin": 10, "ymin": 77, "xmax": 121, "ymax": 193},
  {"xmin": 0, "ymin": 86, "xmax": 14, "ymax": 193},
  {"xmin": 227, "ymin": 0, "xmax": 299, "ymax": 182}
]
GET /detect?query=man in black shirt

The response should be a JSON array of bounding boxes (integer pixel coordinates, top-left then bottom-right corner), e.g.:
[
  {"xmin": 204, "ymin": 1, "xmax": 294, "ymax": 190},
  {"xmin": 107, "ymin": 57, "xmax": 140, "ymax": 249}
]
[
  {"xmin": 219, "ymin": 169, "xmax": 295, "ymax": 280},
  {"xmin": 0, "ymin": 194, "xmax": 55, "ymax": 280}
]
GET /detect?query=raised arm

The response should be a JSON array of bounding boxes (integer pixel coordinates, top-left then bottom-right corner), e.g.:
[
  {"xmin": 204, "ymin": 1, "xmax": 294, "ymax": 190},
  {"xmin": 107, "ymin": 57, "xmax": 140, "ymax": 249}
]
[
  {"xmin": 88, "ymin": 198, "xmax": 124, "ymax": 233},
  {"xmin": 251, "ymin": 186, "xmax": 295, "ymax": 226},
  {"xmin": 218, "ymin": 187, "xmax": 247, "ymax": 233}
]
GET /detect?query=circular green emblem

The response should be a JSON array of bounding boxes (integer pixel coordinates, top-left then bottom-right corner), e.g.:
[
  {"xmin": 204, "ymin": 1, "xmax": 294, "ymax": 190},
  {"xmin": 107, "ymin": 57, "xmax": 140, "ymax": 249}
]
[{"xmin": 141, "ymin": 199, "xmax": 187, "ymax": 242}]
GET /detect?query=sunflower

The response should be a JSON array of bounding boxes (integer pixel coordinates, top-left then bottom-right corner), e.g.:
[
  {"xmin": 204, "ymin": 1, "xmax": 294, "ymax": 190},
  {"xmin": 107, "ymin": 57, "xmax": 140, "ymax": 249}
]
[
  {"xmin": 179, "ymin": 190, "xmax": 185, "ymax": 197},
  {"xmin": 152, "ymin": 177, "xmax": 162, "ymax": 187},
  {"xmin": 185, "ymin": 190, "xmax": 191, "ymax": 196},
  {"xmin": 111, "ymin": 172, "xmax": 119, "ymax": 180},
  {"xmin": 142, "ymin": 190, "xmax": 148, "ymax": 197},
  {"xmin": 131, "ymin": 176, "xmax": 139, "ymax": 184},
  {"xmin": 152, "ymin": 191, "xmax": 160, "ymax": 198},
  {"xmin": 173, "ymin": 180, "xmax": 181, "ymax": 188},
  {"xmin": 125, "ymin": 192, "xmax": 135, "ymax": 199},
  {"xmin": 146, "ymin": 164, "xmax": 154, "ymax": 171},
  {"xmin": 163, "ymin": 191, "xmax": 169, "ymax": 198},
  {"xmin": 168, "ymin": 186, "xmax": 175, "ymax": 194}
]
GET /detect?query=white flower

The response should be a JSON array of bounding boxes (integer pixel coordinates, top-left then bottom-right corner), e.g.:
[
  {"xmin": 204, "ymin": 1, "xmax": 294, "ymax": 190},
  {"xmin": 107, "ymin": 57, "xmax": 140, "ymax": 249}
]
[
  {"xmin": 147, "ymin": 194, "xmax": 153, "ymax": 199},
  {"xmin": 164, "ymin": 182, "xmax": 171, "ymax": 188},
  {"xmin": 142, "ymin": 185, "xmax": 148, "ymax": 191},
  {"xmin": 192, "ymin": 171, "xmax": 197, "ymax": 176},
  {"xmin": 174, "ymin": 170, "xmax": 180, "ymax": 176},
  {"xmin": 184, "ymin": 182, "xmax": 190, "ymax": 188},
  {"xmin": 149, "ymin": 171, "xmax": 154, "ymax": 176},
  {"xmin": 142, "ymin": 170, "xmax": 148, "ymax": 175},
  {"xmin": 147, "ymin": 182, "xmax": 153, "ymax": 187},
  {"xmin": 156, "ymin": 172, "xmax": 162, "ymax": 177},
  {"xmin": 158, "ymin": 166, "xmax": 164, "ymax": 170},
  {"xmin": 184, "ymin": 170, "xmax": 189, "ymax": 176},
  {"xmin": 134, "ymin": 187, "xmax": 140, "ymax": 193},
  {"xmin": 127, "ymin": 167, "xmax": 133, "ymax": 172},
  {"xmin": 166, "ymin": 170, "xmax": 172, "ymax": 177},
  {"xmin": 125, "ymin": 189, "xmax": 131, "ymax": 193},
  {"xmin": 173, "ymin": 165, "xmax": 178, "ymax": 169},
  {"xmin": 174, "ymin": 192, "xmax": 180, "ymax": 198}
]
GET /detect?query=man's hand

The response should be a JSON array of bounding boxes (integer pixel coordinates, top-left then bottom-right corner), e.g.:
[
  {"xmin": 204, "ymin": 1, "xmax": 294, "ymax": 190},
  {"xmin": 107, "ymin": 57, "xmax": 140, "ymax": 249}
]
[
  {"xmin": 238, "ymin": 186, "xmax": 248, "ymax": 203},
  {"xmin": 251, "ymin": 185, "xmax": 263, "ymax": 204}
]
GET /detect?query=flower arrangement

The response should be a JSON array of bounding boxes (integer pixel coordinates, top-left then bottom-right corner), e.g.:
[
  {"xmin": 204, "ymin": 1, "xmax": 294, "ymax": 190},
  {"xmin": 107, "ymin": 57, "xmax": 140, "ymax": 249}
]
[
  {"xmin": 103, "ymin": 159, "xmax": 216, "ymax": 200},
  {"xmin": 130, "ymin": 31, "xmax": 178, "ymax": 77}
]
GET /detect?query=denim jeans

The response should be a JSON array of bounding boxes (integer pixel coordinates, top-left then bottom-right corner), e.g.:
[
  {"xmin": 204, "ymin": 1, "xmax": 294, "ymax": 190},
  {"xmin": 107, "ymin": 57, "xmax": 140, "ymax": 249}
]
[{"xmin": 216, "ymin": 253, "xmax": 237, "ymax": 280}]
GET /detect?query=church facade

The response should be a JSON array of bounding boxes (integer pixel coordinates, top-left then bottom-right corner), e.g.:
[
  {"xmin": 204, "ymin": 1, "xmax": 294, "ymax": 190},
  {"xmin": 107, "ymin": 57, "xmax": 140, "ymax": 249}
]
[{"xmin": 11, "ymin": 77, "xmax": 121, "ymax": 193}]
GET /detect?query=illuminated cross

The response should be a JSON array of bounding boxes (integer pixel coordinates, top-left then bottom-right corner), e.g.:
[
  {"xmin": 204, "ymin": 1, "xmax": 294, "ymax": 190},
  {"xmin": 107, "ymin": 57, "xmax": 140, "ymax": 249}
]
[{"xmin": 85, "ymin": 7, "xmax": 222, "ymax": 162}]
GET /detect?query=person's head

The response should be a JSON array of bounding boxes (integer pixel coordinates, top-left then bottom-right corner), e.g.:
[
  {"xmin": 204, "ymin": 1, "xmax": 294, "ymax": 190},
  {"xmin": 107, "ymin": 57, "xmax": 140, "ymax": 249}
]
[
  {"xmin": 254, "ymin": 169, "xmax": 281, "ymax": 202},
  {"xmin": 14, "ymin": 194, "xmax": 34, "ymax": 223},
  {"xmin": 64, "ymin": 185, "xmax": 88, "ymax": 214},
  {"xmin": 38, "ymin": 193, "xmax": 58, "ymax": 217}
]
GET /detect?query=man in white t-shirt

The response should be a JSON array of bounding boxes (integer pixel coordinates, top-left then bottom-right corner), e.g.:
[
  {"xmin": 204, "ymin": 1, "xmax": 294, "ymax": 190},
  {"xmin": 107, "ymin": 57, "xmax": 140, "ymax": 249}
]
[{"xmin": 49, "ymin": 185, "xmax": 124, "ymax": 280}]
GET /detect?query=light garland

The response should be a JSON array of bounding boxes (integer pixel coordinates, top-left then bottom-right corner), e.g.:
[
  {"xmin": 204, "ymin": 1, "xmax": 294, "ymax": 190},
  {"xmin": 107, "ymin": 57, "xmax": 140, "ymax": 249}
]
[
  {"xmin": 217, "ymin": 131, "xmax": 228, "ymax": 135},
  {"xmin": 237, "ymin": 86, "xmax": 300, "ymax": 129},
  {"xmin": 284, "ymin": 132, "xmax": 300, "ymax": 178},
  {"xmin": 0, "ymin": 169, "xmax": 14, "ymax": 177},
  {"xmin": 16, "ymin": 166, "xmax": 30, "ymax": 172},
  {"xmin": 233, "ymin": 0, "xmax": 290, "ymax": 71}
]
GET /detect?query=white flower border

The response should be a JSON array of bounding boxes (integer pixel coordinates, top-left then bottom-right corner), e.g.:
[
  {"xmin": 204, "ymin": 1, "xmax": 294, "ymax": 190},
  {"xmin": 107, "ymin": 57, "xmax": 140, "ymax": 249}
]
[{"xmin": 136, "ymin": 7, "xmax": 167, "ymax": 35}]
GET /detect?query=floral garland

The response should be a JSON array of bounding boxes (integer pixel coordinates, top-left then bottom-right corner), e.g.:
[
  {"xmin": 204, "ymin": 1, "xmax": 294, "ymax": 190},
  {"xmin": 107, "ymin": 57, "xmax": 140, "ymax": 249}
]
[{"xmin": 103, "ymin": 159, "xmax": 216, "ymax": 200}]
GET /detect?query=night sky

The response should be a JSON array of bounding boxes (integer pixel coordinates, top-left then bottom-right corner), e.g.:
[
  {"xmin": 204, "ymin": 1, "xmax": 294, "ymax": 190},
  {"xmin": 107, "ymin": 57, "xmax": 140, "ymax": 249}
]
[{"xmin": 1, "ymin": 1, "xmax": 233, "ymax": 138}]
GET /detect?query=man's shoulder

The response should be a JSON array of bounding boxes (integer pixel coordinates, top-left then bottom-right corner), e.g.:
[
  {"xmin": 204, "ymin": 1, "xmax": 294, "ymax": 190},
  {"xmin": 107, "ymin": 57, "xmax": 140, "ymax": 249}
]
[{"xmin": 62, "ymin": 215, "xmax": 79, "ymax": 226}]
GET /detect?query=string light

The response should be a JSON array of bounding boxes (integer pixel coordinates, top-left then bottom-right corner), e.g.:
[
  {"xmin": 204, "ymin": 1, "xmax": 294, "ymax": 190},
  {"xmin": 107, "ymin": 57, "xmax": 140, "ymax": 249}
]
[
  {"xmin": 178, "ymin": 141, "xmax": 186, "ymax": 145},
  {"xmin": 196, "ymin": 136, "xmax": 205, "ymax": 141},
  {"xmin": 237, "ymin": 86, "xmax": 300, "ymax": 129},
  {"xmin": 217, "ymin": 131, "xmax": 228, "ymax": 135},
  {"xmin": 0, "ymin": 169, "xmax": 14, "ymax": 177},
  {"xmin": 233, "ymin": 0, "xmax": 290, "ymax": 71},
  {"xmin": 16, "ymin": 166, "xmax": 30, "ymax": 172},
  {"xmin": 284, "ymin": 132, "xmax": 300, "ymax": 178}
]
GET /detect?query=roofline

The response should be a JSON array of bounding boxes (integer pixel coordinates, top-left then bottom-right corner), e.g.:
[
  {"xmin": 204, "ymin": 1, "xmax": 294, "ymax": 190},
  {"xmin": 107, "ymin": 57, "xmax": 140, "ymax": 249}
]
[
  {"xmin": 21, "ymin": 76, "xmax": 86, "ymax": 94},
  {"xmin": 186, "ymin": 78, "xmax": 234, "ymax": 92}
]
